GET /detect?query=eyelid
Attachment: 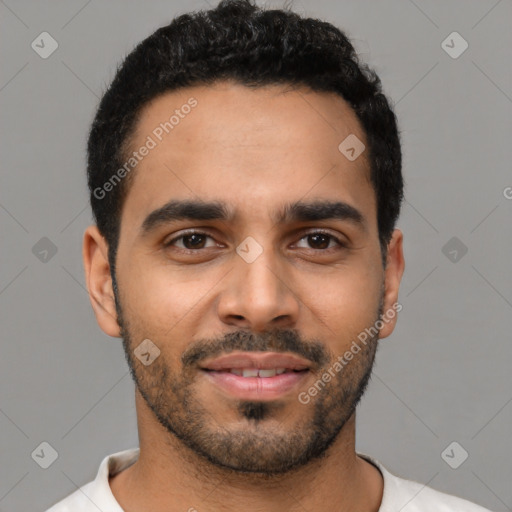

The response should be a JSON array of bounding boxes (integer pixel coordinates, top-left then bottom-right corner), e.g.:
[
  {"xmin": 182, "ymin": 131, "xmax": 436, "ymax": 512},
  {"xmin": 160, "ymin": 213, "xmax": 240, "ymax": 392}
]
[
  {"xmin": 164, "ymin": 228, "xmax": 348, "ymax": 250},
  {"xmin": 294, "ymin": 229, "xmax": 347, "ymax": 249},
  {"xmin": 163, "ymin": 229, "xmax": 219, "ymax": 248}
]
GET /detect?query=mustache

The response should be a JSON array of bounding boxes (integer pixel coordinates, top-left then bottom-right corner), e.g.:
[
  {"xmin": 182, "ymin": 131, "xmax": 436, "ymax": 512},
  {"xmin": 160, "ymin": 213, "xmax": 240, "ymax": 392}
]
[{"xmin": 181, "ymin": 328, "xmax": 330, "ymax": 369}]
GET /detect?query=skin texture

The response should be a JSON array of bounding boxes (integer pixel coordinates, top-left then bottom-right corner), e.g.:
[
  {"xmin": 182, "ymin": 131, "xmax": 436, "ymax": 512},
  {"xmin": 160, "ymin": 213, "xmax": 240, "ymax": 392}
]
[{"xmin": 83, "ymin": 81, "xmax": 405, "ymax": 512}]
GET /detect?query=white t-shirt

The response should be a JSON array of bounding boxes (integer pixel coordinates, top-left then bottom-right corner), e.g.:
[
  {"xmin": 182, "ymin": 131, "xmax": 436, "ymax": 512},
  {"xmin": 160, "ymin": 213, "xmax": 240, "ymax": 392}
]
[{"xmin": 45, "ymin": 447, "xmax": 493, "ymax": 511}]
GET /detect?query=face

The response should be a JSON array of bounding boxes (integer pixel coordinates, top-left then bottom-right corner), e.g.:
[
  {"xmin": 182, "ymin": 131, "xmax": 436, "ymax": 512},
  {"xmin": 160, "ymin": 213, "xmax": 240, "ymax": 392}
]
[{"xmin": 85, "ymin": 81, "xmax": 404, "ymax": 475}]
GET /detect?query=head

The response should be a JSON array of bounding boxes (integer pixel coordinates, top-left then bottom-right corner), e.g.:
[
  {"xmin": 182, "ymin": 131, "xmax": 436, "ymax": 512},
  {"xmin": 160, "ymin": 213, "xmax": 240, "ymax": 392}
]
[{"xmin": 83, "ymin": 0, "xmax": 405, "ymax": 475}]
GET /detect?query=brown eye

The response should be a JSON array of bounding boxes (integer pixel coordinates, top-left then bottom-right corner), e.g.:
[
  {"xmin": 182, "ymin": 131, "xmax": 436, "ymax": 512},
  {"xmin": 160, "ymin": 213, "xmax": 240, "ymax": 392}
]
[
  {"xmin": 307, "ymin": 233, "xmax": 330, "ymax": 249},
  {"xmin": 164, "ymin": 232, "xmax": 216, "ymax": 250},
  {"xmin": 295, "ymin": 231, "xmax": 344, "ymax": 250},
  {"xmin": 181, "ymin": 234, "xmax": 207, "ymax": 249}
]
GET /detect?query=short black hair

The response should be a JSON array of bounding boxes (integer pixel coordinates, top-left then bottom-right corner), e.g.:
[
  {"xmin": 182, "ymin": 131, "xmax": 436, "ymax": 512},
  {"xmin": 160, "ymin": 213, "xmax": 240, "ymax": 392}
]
[{"xmin": 87, "ymin": 0, "xmax": 403, "ymax": 279}]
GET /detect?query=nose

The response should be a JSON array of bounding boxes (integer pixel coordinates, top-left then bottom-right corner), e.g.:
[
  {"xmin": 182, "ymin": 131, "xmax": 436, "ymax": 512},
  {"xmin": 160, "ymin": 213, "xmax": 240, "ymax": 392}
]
[{"xmin": 216, "ymin": 245, "xmax": 300, "ymax": 332}]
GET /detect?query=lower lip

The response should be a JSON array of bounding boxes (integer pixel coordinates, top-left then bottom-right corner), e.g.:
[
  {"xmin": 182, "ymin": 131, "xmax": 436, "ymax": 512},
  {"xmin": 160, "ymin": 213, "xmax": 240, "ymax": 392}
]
[{"xmin": 202, "ymin": 370, "xmax": 309, "ymax": 400}]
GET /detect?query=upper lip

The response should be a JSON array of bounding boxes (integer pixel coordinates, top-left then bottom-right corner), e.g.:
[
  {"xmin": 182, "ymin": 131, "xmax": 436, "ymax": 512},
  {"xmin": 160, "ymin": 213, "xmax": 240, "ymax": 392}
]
[{"xmin": 199, "ymin": 352, "xmax": 312, "ymax": 371}]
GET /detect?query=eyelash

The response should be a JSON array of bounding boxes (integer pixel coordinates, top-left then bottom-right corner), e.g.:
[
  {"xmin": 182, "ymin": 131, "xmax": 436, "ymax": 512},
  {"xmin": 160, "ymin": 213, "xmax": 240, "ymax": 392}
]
[{"xmin": 163, "ymin": 229, "xmax": 347, "ymax": 252}]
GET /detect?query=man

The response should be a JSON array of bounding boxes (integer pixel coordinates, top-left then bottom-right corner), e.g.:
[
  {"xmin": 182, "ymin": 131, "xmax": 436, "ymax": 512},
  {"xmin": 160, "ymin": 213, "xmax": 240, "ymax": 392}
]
[{"xmin": 46, "ymin": 1, "xmax": 493, "ymax": 510}]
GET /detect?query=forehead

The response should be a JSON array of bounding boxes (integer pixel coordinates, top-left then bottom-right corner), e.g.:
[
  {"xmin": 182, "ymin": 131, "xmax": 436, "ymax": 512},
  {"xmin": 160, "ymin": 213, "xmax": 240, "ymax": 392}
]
[{"xmin": 120, "ymin": 81, "xmax": 375, "ymax": 236}]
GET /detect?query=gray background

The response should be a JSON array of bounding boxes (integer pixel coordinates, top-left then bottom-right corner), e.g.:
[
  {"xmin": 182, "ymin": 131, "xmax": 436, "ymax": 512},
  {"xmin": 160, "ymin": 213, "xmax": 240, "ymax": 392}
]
[{"xmin": 1, "ymin": 0, "xmax": 511, "ymax": 510}]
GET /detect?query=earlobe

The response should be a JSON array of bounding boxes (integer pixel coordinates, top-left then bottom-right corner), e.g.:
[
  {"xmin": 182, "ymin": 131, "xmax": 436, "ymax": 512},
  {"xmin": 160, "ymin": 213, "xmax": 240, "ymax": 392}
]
[
  {"xmin": 379, "ymin": 228, "xmax": 405, "ymax": 340},
  {"xmin": 82, "ymin": 225, "xmax": 121, "ymax": 338}
]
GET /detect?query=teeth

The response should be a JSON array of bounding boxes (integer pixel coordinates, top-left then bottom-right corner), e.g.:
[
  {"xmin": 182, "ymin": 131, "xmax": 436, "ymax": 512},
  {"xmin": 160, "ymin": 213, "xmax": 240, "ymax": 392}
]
[
  {"xmin": 228, "ymin": 368, "xmax": 292, "ymax": 377},
  {"xmin": 241, "ymin": 369, "xmax": 259, "ymax": 378},
  {"xmin": 258, "ymin": 369, "xmax": 277, "ymax": 378}
]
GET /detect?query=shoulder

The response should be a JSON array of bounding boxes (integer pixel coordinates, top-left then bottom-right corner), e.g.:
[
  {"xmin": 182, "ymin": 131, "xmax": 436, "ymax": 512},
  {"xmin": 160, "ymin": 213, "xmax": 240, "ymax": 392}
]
[
  {"xmin": 392, "ymin": 479, "xmax": 494, "ymax": 511},
  {"xmin": 44, "ymin": 447, "xmax": 139, "ymax": 512},
  {"xmin": 44, "ymin": 481, "xmax": 97, "ymax": 512},
  {"xmin": 357, "ymin": 453, "xmax": 494, "ymax": 512}
]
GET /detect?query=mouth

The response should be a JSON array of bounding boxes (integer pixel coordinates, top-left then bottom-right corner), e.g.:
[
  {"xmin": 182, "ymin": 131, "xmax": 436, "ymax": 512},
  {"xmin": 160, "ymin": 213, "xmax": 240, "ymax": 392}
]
[
  {"xmin": 199, "ymin": 351, "xmax": 312, "ymax": 372},
  {"xmin": 203, "ymin": 368, "xmax": 306, "ymax": 377},
  {"xmin": 199, "ymin": 352, "xmax": 312, "ymax": 400}
]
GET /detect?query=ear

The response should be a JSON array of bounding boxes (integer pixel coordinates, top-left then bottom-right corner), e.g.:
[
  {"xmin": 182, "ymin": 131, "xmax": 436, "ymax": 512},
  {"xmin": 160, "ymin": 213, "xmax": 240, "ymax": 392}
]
[
  {"xmin": 378, "ymin": 228, "xmax": 405, "ymax": 339},
  {"xmin": 82, "ymin": 225, "xmax": 121, "ymax": 337}
]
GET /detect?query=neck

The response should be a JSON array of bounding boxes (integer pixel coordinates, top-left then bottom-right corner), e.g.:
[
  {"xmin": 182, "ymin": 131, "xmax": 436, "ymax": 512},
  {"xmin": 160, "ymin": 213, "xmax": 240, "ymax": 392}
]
[{"xmin": 109, "ymin": 390, "xmax": 383, "ymax": 512}]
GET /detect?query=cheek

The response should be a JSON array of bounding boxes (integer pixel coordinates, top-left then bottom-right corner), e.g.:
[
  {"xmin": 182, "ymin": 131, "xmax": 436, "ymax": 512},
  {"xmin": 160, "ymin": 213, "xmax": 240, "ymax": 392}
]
[
  {"xmin": 118, "ymin": 273, "xmax": 205, "ymax": 371},
  {"xmin": 120, "ymin": 259, "xmax": 218, "ymax": 334},
  {"xmin": 299, "ymin": 266, "xmax": 382, "ymax": 346}
]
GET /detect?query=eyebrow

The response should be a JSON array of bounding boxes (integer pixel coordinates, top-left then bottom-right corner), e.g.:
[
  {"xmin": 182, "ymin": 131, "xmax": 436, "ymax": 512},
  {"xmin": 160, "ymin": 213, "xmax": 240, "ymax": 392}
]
[{"xmin": 140, "ymin": 198, "xmax": 367, "ymax": 236}]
